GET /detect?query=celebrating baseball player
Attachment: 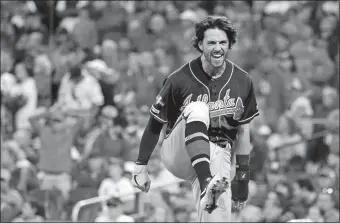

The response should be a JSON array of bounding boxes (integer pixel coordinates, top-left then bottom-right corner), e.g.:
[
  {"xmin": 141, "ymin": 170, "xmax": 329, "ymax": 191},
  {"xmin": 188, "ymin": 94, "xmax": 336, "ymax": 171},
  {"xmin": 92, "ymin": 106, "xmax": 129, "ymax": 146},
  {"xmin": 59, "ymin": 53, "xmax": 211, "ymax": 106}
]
[{"xmin": 132, "ymin": 15, "xmax": 259, "ymax": 222}]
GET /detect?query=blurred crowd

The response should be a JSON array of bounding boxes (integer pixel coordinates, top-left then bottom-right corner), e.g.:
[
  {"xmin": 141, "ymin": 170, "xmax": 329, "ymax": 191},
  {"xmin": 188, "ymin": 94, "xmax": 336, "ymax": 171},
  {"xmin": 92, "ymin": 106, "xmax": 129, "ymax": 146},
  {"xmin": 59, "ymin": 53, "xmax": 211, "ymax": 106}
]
[{"xmin": 1, "ymin": 0, "xmax": 339, "ymax": 222}]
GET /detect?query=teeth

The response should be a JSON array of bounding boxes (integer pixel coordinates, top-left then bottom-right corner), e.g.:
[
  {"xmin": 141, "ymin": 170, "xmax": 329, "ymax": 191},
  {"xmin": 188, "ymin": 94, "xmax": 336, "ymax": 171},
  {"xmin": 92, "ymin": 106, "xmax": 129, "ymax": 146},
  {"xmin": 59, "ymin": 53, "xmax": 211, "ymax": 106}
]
[{"xmin": 212, "ymin": 54, "xmax": 223, "ymax": 58}]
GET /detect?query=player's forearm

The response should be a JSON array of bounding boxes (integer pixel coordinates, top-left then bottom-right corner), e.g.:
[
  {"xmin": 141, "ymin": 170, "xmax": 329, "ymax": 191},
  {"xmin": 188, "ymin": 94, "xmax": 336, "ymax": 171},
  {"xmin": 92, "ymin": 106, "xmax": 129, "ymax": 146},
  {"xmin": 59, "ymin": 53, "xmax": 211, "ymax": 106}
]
[
  {"xmin": 234, "ymin": 124, "xmax": 251, "ymax": 155},
  {"xmin": 136, "ymin": 116, "xmax": 164, "ymax": 165},
  {"xmin": 234, "ymin": 124, "xmax": 251, "ymax": 167},
  {"xmin": 232, "ymin": 124, "xmax": 251, "ymax": 202}
]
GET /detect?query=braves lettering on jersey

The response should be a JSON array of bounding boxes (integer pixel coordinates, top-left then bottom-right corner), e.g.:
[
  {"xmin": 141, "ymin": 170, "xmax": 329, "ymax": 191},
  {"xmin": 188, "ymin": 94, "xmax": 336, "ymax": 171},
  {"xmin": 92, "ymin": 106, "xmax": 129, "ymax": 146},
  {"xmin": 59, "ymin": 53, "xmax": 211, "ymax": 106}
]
[{"xmin": 150, "ymin": 56, "xmax": 259, "ymax": 147}]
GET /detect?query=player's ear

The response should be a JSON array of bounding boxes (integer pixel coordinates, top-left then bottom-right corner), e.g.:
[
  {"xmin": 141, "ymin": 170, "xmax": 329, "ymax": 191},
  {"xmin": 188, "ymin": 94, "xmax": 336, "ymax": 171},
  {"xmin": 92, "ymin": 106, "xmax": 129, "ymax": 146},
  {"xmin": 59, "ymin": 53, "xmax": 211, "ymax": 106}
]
[{"xmin": 198, "ymin": 41, "xmax": 203, "ymax": 51}]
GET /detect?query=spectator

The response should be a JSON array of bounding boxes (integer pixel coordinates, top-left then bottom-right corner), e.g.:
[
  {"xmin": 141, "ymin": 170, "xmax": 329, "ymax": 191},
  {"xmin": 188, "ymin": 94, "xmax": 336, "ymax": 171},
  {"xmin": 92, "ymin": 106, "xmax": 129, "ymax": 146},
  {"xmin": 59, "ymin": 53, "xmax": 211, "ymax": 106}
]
[
  {"xmin": 85, "ymin": 59, "xmax": 119, "ymax": 107},
  {"xmin": 1, "ymin": 50, "xmax": 16, "ymax": 94},
  {"xmin": 267, "ymin": 114, "xmax": 306, "ymax": 165},
  {"xmin": 11, "ymin": 62, "xmax": 38, "ymax": 130},
  {"xmin": 72, "ymin": 4, "xmax": 98, "ymax": 50},
  {"xmin": 29, "ymin": 108, "xmax": 83, "ymax": 200},
  {"xmin": 95, "ymin": 197, "xmax": 134, "ymax": 222},
  {"xmin": 1, "ymin": 168, "xmax": 24, "ymax": 222},
  {"xmin": 12, "ymin": 199, "xmax": 45, "ymax": 222},
  {"xmin": 32, "ymin": 54, "xmax": 53, "ymax": 107},
  {"xmin": 82, "ymin": 105, "xmax": 130, "ymax": 161},
  {"xmin": 98, "ymin": 158, "xmax": 134, "ymax": 203},
  {"xmin": 57, "ymin": 46, "xmax": 104, "ymax": 112}
]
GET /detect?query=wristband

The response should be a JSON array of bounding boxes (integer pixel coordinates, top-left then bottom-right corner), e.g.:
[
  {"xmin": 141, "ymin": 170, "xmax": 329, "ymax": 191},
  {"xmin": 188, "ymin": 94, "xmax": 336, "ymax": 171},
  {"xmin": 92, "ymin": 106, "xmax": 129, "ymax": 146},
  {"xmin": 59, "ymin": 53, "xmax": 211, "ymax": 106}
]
[
  {"xmin": 235, "ymin": 154, "xmax": 250, "ymax": 181},
  {"xmin": 235, "ymin": 165, "xmax": 250, "ymax": 181}
]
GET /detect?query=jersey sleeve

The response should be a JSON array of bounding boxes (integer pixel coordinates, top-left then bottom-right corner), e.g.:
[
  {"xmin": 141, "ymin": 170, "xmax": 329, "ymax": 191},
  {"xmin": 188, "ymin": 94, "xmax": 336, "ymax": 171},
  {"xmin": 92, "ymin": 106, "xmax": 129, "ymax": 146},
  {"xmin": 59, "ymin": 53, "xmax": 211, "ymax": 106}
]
[
  {"xmin": 238, "ymin": 79, "xmax": 259, "ymax": 125},
  {"xmin": 150, "ymin": 78, "xmax": 174, "ymax": 124}
]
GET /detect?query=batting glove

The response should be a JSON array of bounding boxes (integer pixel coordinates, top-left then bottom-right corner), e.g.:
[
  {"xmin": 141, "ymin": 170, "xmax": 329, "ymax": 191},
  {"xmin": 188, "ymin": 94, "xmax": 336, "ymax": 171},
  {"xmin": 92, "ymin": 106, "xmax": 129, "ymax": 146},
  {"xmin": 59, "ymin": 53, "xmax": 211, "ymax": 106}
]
[{"xmin": 132, "ymin": 164, "xmax": 151, "ymax": 192}]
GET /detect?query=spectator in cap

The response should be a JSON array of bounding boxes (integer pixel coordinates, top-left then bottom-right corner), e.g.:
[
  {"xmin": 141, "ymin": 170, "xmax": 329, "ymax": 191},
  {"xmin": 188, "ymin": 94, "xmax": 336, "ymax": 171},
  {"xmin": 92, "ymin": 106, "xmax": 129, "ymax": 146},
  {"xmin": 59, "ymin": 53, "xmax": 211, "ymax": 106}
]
[{"xmin": 85, "ymin": 58, "xmax": 119, "ymax": 107}]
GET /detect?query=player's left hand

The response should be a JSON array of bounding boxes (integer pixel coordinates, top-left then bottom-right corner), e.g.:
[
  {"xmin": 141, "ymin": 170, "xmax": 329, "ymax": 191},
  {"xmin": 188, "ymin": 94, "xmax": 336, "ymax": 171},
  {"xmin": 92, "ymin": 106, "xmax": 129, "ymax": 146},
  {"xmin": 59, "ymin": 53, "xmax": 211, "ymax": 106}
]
[
  {"xmin": 231, "ymin": 173, "xmax": 249, "ymax": 212},
  {"xmin": 232, "ymin": 200, "xmax": 246, "ymax": 212},
  {"xmin": 131, "ymin": 163, "xmax": 151, "ymax": 193}
]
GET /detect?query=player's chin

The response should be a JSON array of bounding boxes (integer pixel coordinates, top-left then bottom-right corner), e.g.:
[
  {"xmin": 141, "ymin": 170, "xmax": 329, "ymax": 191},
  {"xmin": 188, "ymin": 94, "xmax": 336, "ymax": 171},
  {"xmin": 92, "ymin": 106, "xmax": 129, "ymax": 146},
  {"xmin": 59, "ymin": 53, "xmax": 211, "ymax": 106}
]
[{"xmin": 210, "ymin": 59, "xmax": 225, "ymax": 68}]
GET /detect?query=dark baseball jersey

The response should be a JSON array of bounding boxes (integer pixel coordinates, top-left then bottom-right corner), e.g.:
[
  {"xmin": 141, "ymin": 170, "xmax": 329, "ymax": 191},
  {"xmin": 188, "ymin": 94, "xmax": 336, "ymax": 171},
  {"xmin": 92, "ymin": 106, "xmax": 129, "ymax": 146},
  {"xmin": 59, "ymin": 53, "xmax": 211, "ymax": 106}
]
[{"xmin": 150, "ymin": 56, "xmax": 259, "ymax": 147}]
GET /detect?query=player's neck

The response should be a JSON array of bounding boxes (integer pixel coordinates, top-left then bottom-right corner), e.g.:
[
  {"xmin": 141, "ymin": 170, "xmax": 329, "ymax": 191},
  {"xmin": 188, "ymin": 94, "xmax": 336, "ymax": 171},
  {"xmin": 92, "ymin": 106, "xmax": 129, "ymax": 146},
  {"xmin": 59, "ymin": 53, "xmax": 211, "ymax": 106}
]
[{"xmin": 200, "ymin": 56, "xmax": 226, "ymax": 79}]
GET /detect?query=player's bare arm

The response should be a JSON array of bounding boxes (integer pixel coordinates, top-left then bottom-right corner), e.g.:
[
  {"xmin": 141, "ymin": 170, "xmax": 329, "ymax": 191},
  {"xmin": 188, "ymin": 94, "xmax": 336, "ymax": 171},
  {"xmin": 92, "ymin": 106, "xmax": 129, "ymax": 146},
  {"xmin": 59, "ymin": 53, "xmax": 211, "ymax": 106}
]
[
  {"xmin": 231, "ymin": 123, "xmax": 251, "ymax": 211},
  {"xmin": 234, "ymin": 123, "xmax": 251, "ymax": 154}
]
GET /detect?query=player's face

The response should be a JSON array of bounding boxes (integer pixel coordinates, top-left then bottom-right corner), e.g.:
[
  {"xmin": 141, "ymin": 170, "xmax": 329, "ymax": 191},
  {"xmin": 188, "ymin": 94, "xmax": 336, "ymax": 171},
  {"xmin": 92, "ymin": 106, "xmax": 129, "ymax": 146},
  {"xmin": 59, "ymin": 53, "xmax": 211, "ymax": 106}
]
[{"xmin": 199, "ymin": 28, "xmax": 229, "ymax": 68}]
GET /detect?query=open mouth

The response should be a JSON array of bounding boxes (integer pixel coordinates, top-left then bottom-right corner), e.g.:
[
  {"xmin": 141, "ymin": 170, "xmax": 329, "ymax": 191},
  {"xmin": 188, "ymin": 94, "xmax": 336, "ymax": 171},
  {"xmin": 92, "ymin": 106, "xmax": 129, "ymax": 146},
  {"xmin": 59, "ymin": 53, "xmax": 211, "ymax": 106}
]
[{"xmin": 211, "ymin": 53, "xmax": 224, "ymax": 59}]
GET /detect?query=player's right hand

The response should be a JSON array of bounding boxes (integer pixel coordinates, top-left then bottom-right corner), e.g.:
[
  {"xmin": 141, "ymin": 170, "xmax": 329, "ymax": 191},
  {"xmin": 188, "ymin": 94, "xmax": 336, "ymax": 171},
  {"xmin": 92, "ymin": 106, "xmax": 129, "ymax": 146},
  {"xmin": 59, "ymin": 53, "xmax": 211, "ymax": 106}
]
[{"xmin": 131, "ymin": 164, "xmax": 151, "ymax": 192}]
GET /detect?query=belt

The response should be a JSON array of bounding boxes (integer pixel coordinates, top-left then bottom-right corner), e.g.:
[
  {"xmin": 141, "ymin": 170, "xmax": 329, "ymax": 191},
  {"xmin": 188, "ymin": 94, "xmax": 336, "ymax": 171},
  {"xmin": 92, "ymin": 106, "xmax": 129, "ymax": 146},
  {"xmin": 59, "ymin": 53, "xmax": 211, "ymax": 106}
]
[{"xmin": 215, "ymin": 142, "xmax": 229, "ymax": 148}]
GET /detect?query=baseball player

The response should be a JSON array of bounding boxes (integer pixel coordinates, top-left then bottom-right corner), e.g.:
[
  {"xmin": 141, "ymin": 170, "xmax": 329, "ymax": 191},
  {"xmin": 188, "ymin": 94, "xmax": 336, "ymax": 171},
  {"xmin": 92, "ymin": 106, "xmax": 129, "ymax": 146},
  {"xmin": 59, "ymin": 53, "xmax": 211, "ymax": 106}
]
[{"xmin": 132, "ymin": 15, "xmax": 259, "ymax": 222}]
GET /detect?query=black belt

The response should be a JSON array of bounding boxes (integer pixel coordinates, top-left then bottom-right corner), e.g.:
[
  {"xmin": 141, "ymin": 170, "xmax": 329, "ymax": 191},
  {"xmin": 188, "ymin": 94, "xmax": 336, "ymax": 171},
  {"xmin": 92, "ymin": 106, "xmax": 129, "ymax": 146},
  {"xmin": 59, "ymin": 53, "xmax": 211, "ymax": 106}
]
[{"xmin": 215, "ymin": 142, "xmax": 229, "ymax": 148}]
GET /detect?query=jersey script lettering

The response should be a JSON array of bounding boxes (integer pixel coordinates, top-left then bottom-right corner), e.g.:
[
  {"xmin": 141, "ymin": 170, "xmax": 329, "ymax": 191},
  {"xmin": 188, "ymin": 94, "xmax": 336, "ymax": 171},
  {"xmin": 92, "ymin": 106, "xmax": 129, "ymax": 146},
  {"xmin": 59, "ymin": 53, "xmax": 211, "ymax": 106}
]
[{"xmin": 180, "ymin": 89, "xmax": 244, "ymax": 120}]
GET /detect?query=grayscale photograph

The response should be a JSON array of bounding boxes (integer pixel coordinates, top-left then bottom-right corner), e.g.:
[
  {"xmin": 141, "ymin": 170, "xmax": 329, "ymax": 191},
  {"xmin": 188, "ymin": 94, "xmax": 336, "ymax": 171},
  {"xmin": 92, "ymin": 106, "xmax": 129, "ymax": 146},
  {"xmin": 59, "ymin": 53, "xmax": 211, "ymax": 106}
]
[{"xmin": 0, "ymin": 0, "xmax": 339, "ymax": 222}]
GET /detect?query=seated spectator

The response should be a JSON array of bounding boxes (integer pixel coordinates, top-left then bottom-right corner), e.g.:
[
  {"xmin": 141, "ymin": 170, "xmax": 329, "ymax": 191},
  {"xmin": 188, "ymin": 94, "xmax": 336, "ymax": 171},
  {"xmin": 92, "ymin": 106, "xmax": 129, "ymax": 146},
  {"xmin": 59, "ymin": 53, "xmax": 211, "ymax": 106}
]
[
  {"xmin": 293, "ymin": 178, "xmax": 317, "ymax": 209},
  {"xmin": 262, "ymin": 190, "xmax": 285, "ymax": 222},
  {"xmin": 267, "ymin": 114, "xmax": 306, "ymax": 165},
  {"xmin": 98, "ymin": 157, "xmax": 134, "ymax": 201},
  {"xmin": 1, "ymin": 168, "xmax": 24, "ymax": 222},
  {"xmin": 306, "ymin": 206, "xmax": 324, "ymax": 222},
  {"xmin": 315, "ymin": 189, "xmax": 338, "ymax": 218},
  {"xmin": 95, "ymin": 198, "xmax": 135, "ymax": 222},
  {"xmin": 12, "ymin": 199, "xmax": 45, "ymax": 222},
  {"xmin": 69, "ymin": 159, "xmax": 107, "ymax": 221},
  {"xmin": 142, "ymin": 190, "xmax": 175, "ymax": 222},
  {"xmin": 314, "ymin": 165, "xmax": 337, "ymax": 191},
  {"xmin": 237, "ymin": 204, "xmax": 263, "ymax": 222},
  {"xmin": 98, "ymin": 157, "xmax": 135, "ymax": 213}
]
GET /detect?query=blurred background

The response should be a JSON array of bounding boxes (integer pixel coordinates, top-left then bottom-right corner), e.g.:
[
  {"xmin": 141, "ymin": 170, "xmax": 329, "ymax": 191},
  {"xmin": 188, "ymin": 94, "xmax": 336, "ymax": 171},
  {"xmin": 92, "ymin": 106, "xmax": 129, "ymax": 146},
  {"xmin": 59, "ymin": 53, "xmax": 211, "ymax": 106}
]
[{"xmin": 0, "ymin": 0, "xmax": 339, "ymax": 222}]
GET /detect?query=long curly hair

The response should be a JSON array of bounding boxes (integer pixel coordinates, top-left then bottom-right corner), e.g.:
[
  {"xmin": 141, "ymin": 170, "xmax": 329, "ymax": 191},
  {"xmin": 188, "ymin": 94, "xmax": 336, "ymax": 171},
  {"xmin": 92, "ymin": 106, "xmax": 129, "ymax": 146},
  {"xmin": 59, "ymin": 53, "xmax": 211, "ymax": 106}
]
[{"xmin": 191, "ymin": 15, "xmax": 238, "ymax": 53}]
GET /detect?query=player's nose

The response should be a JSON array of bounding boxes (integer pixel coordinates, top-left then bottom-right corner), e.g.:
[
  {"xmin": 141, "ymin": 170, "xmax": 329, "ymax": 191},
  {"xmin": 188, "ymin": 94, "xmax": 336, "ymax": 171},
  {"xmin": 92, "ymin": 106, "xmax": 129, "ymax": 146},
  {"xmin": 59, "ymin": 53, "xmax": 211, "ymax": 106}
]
[{"xmin": 213, "ymin": 43, "xmax": 223, "ymax": 51}]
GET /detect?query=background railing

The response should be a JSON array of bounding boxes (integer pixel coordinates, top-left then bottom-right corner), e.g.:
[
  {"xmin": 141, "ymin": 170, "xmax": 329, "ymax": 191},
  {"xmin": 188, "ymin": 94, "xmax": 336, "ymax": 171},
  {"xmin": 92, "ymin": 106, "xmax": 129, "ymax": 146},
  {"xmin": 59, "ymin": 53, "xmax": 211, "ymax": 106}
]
[{"xmin": 71, "ymin": 178, "xmax": 184, "ymax": 222}]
